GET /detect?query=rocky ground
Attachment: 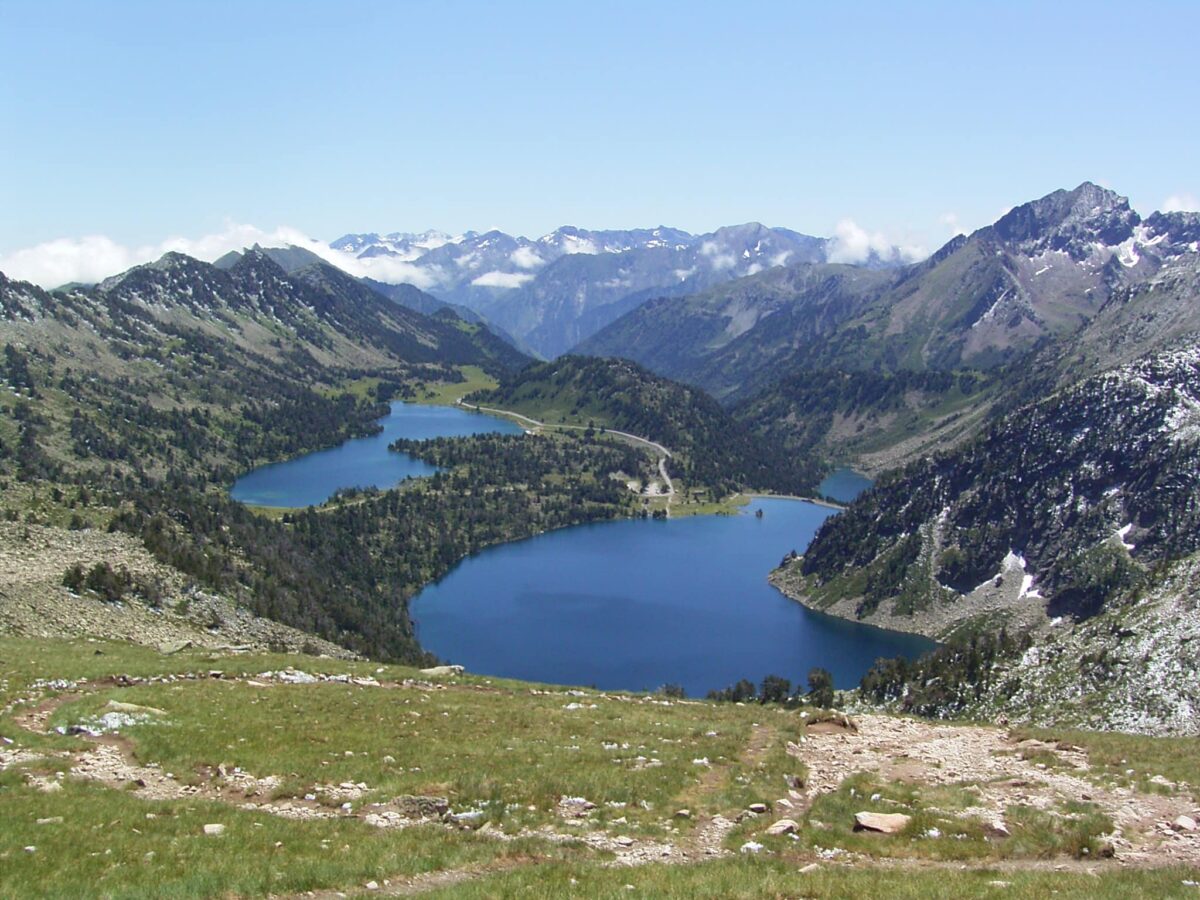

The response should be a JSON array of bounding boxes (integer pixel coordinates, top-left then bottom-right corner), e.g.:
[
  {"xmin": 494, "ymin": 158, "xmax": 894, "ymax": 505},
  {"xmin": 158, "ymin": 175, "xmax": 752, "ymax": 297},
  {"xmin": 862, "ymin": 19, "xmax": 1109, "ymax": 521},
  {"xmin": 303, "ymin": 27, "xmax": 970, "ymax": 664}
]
[{"xmin": 0, "ymin": 521, "xmax": 352, "ymax": 658}]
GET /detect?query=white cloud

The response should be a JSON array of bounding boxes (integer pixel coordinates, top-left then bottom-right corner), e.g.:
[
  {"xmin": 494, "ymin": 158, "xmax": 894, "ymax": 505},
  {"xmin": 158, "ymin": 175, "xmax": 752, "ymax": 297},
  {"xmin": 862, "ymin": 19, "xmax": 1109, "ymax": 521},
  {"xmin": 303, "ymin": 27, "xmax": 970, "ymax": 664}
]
[
  {"xmin": 560, "ymin": 236, "xmax": 599, "ymax": 255},
  {"xmin": 0, "ymin": 221, "xmax": 445, "ymax": 290},
  {"xmin": 470, "ymin": 270, "xmax": 534, "ymax": 289},
  {"xmin": 769, "ymin": 250, "xmax": 792, "ymax": 267},
  {"xmin": 1162, "ymin": 193, "xmax": 1199, "ymax": 213},
  {"xmin": 699, "ymin": 240, "xmax": 737, "ymax": 270},
  {"xmin": 509, "ymin": 246, "xmax": 545, "ymax": 270},
  {"xmin": 940, "ymin": 212, "xmax": 969, "ymax": 237},
  {"xmin": 826, "ymin": 219, "xmax": 925, "ymax": 265}
]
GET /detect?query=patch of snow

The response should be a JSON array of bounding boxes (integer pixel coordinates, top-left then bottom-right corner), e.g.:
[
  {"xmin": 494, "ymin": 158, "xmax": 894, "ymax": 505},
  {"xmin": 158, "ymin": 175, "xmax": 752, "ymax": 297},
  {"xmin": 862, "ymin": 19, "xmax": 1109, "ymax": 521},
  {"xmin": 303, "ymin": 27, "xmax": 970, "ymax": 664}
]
[{"xmin": 1116, "ymin": 523, "xmax": 1136, "ymax": 552}]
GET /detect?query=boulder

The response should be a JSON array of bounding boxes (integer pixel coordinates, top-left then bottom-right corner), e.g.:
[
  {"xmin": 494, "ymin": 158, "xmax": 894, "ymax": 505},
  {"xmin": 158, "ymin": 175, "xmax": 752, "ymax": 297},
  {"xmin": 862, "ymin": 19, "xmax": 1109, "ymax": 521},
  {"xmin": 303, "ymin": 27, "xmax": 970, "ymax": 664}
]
[
  {"xmin": 853, "ymin": 811, "xmax": 911, "ymax": 834},
  {"xmin": 203, "ymin": 824, "xmax": 226, "ymax": 836},
  {"xmin": 766, "ymin": 818, "xmax": 798, "ymax": 836},
  {"xmin": 739, "ymin": 841, "xmax": 764, "ymax": 854},
  {"xmin": 748, "ymin": 802, "xmax": 768, "ymax": 814},
  {"xmin": 420, "ymin": 665, "xmax": 464, "ymax": 676},
  {"xmin": 1173, "ymin": 815, "xmax": 1198, "ymax": 832}
]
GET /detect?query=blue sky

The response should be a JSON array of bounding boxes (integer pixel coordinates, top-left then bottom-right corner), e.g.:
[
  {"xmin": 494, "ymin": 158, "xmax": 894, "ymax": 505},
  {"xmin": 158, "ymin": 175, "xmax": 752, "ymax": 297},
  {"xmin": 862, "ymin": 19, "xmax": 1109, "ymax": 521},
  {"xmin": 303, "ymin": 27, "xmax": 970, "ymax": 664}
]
[{"xmin": 3, "ymin": 0, "xmax": 1197, "ymax": 284}]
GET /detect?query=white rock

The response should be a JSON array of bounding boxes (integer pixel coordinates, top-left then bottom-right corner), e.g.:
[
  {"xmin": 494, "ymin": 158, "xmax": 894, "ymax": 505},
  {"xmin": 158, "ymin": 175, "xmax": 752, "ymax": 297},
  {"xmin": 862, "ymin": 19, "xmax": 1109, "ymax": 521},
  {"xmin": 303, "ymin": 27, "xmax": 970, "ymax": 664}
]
[
  {"xmin": 740, "ymin": 841, "xmax": 764, "ymax": 854},
  {"xmin": 1173, "ymin": 815, "xmax": 1198, "ymax": 832},
  {"xmin": 853, "ymin": 811, "xmax": 911, "ymax": 834},
  {"xmin": 203, "ymin": 824, "xmax": 226, "ymax": 836},
  {"xmin": 766, "ymin": 818, "xmax": 798, "ymax": 836}
]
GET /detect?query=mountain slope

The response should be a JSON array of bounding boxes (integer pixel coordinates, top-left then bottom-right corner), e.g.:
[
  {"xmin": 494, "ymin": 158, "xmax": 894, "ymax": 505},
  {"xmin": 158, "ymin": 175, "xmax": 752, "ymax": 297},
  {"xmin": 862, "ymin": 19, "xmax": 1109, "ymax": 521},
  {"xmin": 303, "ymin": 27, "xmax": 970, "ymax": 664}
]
[
  {"xmin": 469, "ymin": 356, "xmax": 822, "ymax": 495},
  {"xmin": 0, "ymin": 252, "xmax": 532, "ymax": 658},
  {"xmin": 578, "ymin": 183, "xmax": 1196, "ymax": 478},
  {"xmin": 581, "ymin": 183, "xmax": 1178, "ymax": 397}
]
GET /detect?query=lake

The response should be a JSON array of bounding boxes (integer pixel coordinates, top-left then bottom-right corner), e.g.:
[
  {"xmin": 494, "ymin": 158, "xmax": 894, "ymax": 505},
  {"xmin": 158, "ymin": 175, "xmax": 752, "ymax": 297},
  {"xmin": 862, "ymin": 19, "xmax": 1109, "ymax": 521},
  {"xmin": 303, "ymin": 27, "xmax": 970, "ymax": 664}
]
[
  {"xmin": 230, "ymin": 402, "xmax": 525, "ymax": 507},
  {"xmin": 232, "ymin": 409, "xmax": 930, "ymax": 695},
  {"xmin": 411, "ymin": 497, "xmax": 934, "ymax": 697},
  {"xmin": 817, "ymin": 467, "xmax": 874, "ymax": 504}
]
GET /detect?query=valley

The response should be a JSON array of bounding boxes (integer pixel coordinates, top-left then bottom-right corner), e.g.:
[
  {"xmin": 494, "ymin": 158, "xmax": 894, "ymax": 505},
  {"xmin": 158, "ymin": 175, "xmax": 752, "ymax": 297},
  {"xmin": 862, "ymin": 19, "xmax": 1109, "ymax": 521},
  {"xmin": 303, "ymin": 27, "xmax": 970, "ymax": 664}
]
[{"xmin": 2, "ymin": 180, "xmax": 1199, "ymax": 897}]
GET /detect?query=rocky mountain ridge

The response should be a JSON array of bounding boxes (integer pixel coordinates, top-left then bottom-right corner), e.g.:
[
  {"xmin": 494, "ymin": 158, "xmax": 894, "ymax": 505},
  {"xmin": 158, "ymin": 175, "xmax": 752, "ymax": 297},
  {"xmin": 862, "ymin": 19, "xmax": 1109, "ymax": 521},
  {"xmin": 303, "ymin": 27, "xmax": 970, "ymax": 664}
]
[{"xmin": 332, "ymin": 222, "xmax": 910, "ymax": 357}]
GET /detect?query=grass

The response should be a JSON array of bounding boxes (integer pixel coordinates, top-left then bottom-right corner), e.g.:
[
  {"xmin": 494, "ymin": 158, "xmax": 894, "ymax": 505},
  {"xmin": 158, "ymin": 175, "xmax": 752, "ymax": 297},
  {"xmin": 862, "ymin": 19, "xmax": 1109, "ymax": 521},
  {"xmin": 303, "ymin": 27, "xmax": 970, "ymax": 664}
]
[
  {"xmin": 0, "ymin": 769, "xmax": 583, "ymax": 899},
  {"xmin": 415, "ymin": 858, "xmax": 1200, "ymax": 899},
  {"xmin": 412, "ymin": 366, "xmax": 499, "ymax": 406},
  {"xmin": 746, "ymin": 772, "xmax": 1113, "ymax": 863},
  {"xmin": 2, "ymin": 636, "xmax": 1198, "ymax": 897},
  {"xmin": 1011, "ymin": 725, "xmax": 1200, "ymax": 800},
  {"xmin": 46, "ymin": 679, "xmax": 761, "ymax": 836}
]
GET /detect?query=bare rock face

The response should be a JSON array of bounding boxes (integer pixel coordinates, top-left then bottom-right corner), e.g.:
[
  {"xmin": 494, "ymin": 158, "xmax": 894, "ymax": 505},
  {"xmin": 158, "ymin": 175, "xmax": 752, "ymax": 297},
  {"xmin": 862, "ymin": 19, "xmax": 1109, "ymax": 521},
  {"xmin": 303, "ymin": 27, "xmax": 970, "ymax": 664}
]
[{"xmin": 853, "ymin": 811, "xmax": 911, "ymax": 834}]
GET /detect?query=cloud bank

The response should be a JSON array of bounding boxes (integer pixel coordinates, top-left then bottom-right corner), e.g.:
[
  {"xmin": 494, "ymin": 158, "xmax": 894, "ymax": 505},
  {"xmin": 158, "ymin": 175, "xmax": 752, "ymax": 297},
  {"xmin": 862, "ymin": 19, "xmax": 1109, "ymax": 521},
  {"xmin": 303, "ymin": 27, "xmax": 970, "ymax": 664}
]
[
  {"xmin": 0, "ymin": 222, "xmax": 443, "ymax": 290},
  {"xmin": 826, "ymin": 219, "xmax": 925, "ymax": 265}
]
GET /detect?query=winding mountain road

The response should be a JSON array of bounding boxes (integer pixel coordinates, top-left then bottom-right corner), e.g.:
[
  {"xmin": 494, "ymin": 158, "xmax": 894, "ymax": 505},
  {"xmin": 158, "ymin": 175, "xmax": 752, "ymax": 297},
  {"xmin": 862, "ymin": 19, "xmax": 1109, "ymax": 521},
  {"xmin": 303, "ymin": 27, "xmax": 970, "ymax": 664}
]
[{"xmin": 457, "ymin": 399, "xmax": 675, "ymax": 500}]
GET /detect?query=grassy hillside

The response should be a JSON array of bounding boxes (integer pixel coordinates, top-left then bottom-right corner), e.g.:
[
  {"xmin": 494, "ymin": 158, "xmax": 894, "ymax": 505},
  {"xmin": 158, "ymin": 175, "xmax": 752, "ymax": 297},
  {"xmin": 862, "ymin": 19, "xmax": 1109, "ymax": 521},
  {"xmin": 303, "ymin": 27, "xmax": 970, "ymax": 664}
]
[{"xmin": 1, "ymin": 636, "xmax": 1197, "ymax": 898}]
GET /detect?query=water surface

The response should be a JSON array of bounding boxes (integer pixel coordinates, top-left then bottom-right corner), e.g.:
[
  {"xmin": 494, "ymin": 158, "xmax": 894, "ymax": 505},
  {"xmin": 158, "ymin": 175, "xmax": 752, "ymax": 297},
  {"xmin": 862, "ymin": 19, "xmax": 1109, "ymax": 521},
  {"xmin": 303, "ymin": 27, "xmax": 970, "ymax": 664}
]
[
  {"xmin": 230, "ymin": 402, "xmax": 524, "ymax": 507},
  {"xmin": 412, "ymin": 498, "xmax": 933, "ymax": 696},
  {"xmin": 818, "ymin": 468, "xmax": 874, "ymax": 504}
]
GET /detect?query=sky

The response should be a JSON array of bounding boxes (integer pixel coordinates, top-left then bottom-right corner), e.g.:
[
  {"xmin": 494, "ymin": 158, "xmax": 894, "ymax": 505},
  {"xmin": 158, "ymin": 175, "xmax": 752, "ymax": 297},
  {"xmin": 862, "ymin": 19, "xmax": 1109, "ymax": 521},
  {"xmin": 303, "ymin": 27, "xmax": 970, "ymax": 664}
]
[{"xmin": 2, "ymin": 0, "xmax": 1198, "ymax": 286}]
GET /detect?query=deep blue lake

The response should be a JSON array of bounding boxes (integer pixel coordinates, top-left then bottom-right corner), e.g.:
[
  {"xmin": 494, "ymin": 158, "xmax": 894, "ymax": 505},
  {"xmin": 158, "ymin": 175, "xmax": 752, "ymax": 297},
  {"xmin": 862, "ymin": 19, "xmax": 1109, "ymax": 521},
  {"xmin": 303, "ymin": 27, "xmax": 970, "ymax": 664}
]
[
  {"xmin": 817, "ymin": 467, "xmax": 874, "ymax": 504},
  {"xmin": 411, "ymin": 498, "xmax": 934, "ymax": 696},
  {"xmin": 230, "ymin": 402, "xmax": 524, "ymax": 507},
  {"xmin": 232, "ymin": 410, "xmax": 930, "ymax": 694}
]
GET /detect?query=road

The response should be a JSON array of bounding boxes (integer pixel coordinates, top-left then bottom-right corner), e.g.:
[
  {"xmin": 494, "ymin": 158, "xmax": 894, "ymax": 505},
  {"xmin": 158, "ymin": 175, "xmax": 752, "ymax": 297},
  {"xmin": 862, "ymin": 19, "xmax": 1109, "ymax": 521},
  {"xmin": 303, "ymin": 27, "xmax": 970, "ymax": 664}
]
[{"xmin": 458, "ymin": 400, "xmax": 675, "ymax": 500}]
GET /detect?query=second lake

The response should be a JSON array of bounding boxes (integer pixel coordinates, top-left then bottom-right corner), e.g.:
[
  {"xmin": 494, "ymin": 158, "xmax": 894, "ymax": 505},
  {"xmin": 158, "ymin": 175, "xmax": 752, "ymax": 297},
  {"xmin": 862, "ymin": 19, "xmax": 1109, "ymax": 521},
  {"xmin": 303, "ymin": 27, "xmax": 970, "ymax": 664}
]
[{"xmin": 411, "ymin": 497, "xmax": 934, "ymax": 697}]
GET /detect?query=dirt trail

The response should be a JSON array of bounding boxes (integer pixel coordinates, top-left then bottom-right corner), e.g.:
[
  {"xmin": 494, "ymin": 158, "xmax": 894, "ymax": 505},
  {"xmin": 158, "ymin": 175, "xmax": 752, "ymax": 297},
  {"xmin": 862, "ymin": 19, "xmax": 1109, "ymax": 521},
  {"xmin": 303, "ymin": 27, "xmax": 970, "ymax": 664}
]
[{"xmin": 679, "ymin": 722, "xmax": 777, "ymax": 859}]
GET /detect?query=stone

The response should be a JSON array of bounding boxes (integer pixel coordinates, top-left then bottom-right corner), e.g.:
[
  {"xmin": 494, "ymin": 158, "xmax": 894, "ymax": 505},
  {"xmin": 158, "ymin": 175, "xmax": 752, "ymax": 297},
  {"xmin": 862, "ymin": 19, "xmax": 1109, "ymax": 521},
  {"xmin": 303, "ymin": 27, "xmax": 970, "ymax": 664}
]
[
  {"xmin": 673, "ymin": 809, "xmax": 691, "ymax": 819},
  {"xmin": 799, "ymin": 863, "xmax": 820, "ymax": 874},
  {"xmin": 766, "ymin": 818, "xmax": 798, "ymax": 836},
  {"xmin": 853, "ymin": 811, "xmax": 912, "ymax": 834},
  {"xmin": 365, "ymin": 881, "xmax": 379, "ymax": 891},
  {"xmin": 739, "ymin": 841, "xmax": 764, "ymax": 854},
  {"xmin": 1173, "ymin": 815, "xmax": 1198, "ymax": 832},
  {"xmin": 203, "ymin": 824, "xmax": 226, "ymax": 836},
  {"xmin": 615, "ymin": 835, "xmax": 635, "ymax": 847},
  {"xmin": 748, "ymin": 802, "xmax": 768, "ymax": 814},
  {"xmin": 991, "ymin": 819, "xmax": 1011, "ymax": 836},
  {"xmin": 419, "ymin": 665, "xmax": 464, "ymax": 676},
  {"xmin": 36, "ymin": 817, "xmax": 64, "ymax": 825}
]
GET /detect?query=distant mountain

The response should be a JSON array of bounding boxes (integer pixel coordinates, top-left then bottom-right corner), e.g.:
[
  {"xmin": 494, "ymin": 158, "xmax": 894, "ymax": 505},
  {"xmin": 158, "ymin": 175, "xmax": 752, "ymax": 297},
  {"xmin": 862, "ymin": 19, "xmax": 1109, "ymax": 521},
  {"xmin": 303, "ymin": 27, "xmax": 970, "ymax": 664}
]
[
  {"xmin": 582, "ymin": 183, "xmax": 1185, "ymax": 394},
  {"xmin": 330, "ymin": 223, "xmax": 911, "ymax": 357},
  {"xmin": 577, "ymin": 183, "xmax": 1200, "ymax": 476}
]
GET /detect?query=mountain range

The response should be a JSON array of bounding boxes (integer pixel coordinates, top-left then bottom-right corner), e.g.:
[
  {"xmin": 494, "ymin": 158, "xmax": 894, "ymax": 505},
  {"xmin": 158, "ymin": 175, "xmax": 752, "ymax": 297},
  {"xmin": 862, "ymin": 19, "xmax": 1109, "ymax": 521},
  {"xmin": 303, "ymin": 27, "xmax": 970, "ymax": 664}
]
[{"xmin": 330, "ymin": 223, "xmax": 912, "ymax": 357}]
